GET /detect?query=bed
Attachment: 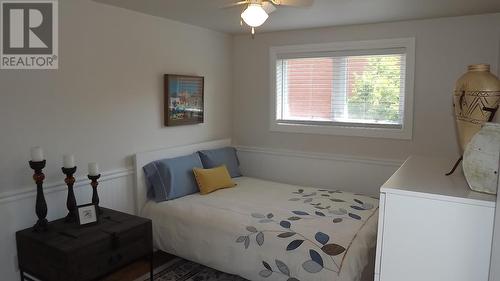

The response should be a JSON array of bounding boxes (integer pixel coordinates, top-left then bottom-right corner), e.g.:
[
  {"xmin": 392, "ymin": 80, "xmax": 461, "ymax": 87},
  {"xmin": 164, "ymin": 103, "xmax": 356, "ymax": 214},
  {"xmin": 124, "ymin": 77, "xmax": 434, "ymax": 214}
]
[{"xmin": 134, "ymin": 139, "xmax": 379, "ymax": 281}]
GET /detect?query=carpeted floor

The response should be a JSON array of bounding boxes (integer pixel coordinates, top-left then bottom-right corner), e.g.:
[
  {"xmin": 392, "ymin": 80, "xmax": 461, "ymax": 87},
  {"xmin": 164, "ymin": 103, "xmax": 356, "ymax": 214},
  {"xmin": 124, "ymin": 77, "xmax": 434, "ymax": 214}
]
[{"xmin": 135, "ymin": 257, "xmax": 247, "ymax": 281}]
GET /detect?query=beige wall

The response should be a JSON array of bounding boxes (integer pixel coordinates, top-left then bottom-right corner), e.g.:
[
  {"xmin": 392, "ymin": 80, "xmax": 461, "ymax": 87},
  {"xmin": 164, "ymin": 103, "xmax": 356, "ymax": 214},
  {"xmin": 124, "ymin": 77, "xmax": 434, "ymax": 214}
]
[
  {"xmin": 491, "ymin": 170, "xmax": 500, "ymax": 280},
  {"xmin": 0, "ymin": 0, "xmax": 233, "ymax": 193},
  {"xmin": 497, "ymin": 37, "xmax": 500, "ymax": 123},
  {"xmin": 232, "ymin": 13, "xmax": 500, "ymax": 161}
]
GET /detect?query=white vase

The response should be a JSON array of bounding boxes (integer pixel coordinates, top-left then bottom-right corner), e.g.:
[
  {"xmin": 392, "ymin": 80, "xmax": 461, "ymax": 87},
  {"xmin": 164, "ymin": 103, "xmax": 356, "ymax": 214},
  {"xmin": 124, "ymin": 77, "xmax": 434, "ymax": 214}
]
[{"xmin": 462, "ymin": 122, "xmax": 500, "ymax": 194}]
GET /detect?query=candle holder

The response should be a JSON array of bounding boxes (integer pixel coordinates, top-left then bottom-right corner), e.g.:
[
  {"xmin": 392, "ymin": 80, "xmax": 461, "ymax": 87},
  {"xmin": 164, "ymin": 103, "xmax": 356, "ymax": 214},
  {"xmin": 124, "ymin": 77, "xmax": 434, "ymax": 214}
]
[
  {"xmin": 88, "ymin": 174, "xmax": 102, "ymax": 215},
  {"xmin": 29, "ymin": 160, "xmax": 48, "ymax": 232},
  {"xmin": 62, "ymin": 166, "xmax": 77, "ymax": 222}
]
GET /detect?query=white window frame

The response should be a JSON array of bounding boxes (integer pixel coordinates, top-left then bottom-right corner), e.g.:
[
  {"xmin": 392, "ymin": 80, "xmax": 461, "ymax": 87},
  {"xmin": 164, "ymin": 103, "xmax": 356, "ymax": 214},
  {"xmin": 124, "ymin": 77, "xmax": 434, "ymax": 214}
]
[{"xmin": 269, "ymin": 38, "xmax": 415, "ymax": 140}]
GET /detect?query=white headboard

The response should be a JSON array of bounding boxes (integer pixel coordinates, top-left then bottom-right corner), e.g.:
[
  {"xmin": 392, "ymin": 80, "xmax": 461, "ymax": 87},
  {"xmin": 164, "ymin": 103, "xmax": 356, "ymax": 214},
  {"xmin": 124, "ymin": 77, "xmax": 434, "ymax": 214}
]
[{"xmin": 134, "ymin": 138, "xmax": 232, "ymax": 214}]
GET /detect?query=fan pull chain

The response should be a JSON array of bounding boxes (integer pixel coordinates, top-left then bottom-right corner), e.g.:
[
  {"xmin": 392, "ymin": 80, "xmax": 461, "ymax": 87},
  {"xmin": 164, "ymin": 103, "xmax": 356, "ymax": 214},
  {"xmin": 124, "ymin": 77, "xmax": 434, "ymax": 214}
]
[{"xmin": 251, "ymin": 27, "xmax": 255, "ymax": 39}]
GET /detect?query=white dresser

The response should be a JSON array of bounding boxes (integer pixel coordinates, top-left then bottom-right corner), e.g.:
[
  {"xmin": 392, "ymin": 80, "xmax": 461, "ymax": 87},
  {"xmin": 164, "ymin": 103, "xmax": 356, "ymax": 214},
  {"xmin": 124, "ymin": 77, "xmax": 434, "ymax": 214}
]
[{"xmin": 374, "ymin": 156, "xmax": 496, "ymax": 281}]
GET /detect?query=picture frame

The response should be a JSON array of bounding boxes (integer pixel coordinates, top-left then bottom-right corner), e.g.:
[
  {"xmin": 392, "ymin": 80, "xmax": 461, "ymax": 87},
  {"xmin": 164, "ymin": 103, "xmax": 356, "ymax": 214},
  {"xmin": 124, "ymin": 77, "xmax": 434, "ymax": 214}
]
[
  {"xmin": 164, "ymin": 74, "xmax": 204, "ymax": 126},
  {"xmin": 76, "ymin": 203, "xmax": 99, "ymax": 226}
]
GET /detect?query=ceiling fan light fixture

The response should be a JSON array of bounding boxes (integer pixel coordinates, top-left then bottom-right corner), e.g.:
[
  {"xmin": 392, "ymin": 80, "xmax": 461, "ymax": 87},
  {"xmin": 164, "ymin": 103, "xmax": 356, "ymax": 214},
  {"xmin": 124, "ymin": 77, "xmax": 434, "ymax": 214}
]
[{"xmin": 241, "ymin": 3, "xmax": 269, "ymax": 27}]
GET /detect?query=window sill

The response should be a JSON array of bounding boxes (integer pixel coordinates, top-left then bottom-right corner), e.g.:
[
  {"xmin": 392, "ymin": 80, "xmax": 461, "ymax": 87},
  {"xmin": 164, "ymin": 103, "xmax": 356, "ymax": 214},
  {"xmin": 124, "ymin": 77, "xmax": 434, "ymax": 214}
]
[{"xmin": 270, "ymin": 121, "xmax": 412, "ymax": 140}]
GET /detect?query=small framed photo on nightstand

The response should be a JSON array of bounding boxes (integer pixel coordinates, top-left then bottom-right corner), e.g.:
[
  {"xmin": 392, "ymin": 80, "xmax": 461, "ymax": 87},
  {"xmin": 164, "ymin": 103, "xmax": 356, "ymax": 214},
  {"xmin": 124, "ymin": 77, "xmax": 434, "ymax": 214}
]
[{"xmin": 76, "ymin": 203, "xmax": 98, "ymax": 226}]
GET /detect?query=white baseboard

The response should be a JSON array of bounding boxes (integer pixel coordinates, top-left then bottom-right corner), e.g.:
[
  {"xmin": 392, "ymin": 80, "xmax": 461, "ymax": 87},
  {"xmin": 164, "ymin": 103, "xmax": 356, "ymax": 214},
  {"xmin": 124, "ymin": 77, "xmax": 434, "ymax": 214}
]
[
  {"xmin": 0, "ymin": 168, "xmax": 135, "ymax": 281},
  {"xmin": 0, "ymin": 168, "xmax": 134, "ymax": 204},
  {"xmin": 236, "ymin": 145, "xmax": 403, "ymax": 167},
  {"xmin": 236, "ymin": 145, "xmax": 404, "ymax": 196}
]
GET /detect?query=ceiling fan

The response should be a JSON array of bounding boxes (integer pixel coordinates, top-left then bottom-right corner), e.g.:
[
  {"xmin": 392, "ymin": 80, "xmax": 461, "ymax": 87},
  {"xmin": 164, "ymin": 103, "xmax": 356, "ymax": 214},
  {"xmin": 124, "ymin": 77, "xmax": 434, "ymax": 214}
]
[{"xmin": 223, "ymin": 0, "xmax": 314, "ymax": 36}]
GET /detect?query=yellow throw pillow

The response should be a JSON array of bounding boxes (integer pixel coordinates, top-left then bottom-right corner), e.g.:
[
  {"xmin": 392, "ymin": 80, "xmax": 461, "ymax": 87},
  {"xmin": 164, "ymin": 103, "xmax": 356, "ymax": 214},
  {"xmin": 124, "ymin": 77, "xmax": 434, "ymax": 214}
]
[{"xmin": 193, "ymin": 165, "xmax": 237, "ymax": 195}]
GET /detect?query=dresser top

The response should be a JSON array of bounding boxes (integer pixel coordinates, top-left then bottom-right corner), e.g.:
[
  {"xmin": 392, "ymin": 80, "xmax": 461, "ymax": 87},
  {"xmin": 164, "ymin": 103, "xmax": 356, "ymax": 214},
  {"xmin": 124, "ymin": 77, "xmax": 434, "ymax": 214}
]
[{"xmin": 381, "ymin": 156, "xmax": 497, "ymax": 207}]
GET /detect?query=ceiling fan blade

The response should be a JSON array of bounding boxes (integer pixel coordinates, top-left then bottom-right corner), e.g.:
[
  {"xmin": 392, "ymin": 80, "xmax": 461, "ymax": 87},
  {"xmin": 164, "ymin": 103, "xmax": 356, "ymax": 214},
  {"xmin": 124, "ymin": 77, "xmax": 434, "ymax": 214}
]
[
  {"xmin": 262, "ymin": 1, "xmax": 277, "ymax": 13},
  {"xmin": 221, "ymin": 1, "xmax": 248, "ymax": 9},
  {"xmin": 270, "ymin": 0, "xmax": 314, "ymax": 7}
]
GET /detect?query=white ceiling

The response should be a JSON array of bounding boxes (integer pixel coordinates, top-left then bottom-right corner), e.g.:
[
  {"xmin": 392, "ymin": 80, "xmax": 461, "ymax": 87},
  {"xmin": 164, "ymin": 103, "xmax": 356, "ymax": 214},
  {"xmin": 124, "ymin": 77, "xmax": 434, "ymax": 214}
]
[{"xmin": 94, "ymin": 0, "xmax": 500, "ymax": 34}]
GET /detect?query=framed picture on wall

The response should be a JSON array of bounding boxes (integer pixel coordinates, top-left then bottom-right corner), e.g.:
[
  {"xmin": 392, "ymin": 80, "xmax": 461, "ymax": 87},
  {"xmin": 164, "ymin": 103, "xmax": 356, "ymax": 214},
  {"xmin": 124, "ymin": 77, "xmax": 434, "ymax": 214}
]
[{"xmin": 164, "ymin": 74, "xmax": 204, "ymax": 126}]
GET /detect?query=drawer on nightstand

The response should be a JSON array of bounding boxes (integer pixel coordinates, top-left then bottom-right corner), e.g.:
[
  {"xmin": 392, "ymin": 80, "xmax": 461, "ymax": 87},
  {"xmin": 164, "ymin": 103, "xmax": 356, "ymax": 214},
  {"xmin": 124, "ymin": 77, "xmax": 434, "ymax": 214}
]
[{"xmin": 75, "ymin": 222, "xmax": 152, "ymax": 280}]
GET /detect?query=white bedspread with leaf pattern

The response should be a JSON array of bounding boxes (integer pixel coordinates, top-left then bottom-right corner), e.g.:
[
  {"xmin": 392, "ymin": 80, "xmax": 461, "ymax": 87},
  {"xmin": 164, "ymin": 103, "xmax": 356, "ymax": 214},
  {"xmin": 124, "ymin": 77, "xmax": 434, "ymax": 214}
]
[{"xmin": 142, "ymin": 177, "xmax": 379, "ymax": 281}]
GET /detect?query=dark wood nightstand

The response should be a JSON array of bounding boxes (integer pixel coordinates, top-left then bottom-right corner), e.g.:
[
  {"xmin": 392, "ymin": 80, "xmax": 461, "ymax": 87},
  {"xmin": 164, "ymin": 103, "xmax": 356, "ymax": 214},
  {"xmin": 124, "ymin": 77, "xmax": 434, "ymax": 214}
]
[{"xmin": 16, "ymin": 208, "xmax": 153, "ymax": 281}]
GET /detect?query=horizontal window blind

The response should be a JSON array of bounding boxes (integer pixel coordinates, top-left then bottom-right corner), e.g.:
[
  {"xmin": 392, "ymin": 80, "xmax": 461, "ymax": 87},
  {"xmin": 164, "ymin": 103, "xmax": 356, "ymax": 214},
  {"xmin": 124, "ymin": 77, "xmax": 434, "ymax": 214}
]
[{"xmin": 276, "ymin": 52, "xmax": 406, "ymax": 128}]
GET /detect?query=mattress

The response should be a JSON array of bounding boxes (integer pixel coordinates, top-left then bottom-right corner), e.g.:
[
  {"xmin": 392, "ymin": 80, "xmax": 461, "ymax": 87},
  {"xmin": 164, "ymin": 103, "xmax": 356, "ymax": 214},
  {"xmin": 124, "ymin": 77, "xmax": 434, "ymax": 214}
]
[{"xmin": 142, "ymin": 177, "xmax": 379, "ymax": 281}]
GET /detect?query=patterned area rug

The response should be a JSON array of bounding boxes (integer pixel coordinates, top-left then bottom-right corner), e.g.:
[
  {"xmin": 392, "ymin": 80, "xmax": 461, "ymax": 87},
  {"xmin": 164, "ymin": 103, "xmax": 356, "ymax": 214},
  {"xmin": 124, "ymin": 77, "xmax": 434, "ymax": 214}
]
[{"xmin": 135, "ymin": 258, "xmax": 248, "ymax": 281}]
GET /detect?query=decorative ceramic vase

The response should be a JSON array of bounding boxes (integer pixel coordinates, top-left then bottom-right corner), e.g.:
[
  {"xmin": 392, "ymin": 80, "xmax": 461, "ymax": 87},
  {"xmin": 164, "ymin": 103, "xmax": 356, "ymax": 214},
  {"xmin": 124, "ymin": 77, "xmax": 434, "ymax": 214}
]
[
  {"xmin": 453, "ymin": 64, "xmax": 500, "ymax": 152},
  {"xmin": 462, "ymin": 123, "xmax": 500, "ymax": 194}
]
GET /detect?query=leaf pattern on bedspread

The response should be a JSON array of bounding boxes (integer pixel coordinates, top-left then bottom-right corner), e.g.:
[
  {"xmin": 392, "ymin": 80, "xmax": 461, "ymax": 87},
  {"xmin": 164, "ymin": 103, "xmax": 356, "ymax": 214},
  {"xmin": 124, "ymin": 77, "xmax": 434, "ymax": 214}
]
[
  {"xmin": 259, "ymin": 259, "xmax": 302, "ymax": 281},
  {"xmin": 235, "ymin": 187, "xmax": 379, "ymax": 280}
]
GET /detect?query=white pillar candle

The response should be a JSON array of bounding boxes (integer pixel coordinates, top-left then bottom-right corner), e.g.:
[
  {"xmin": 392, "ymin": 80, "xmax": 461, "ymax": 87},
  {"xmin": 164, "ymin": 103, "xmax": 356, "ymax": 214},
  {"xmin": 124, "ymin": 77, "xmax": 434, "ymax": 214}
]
[
  {"xmin": 63, "ymin": 154, "xmax": 75, "ymax": 168},
  {"xmin": 88, "ymin": 162, "xmax": 99, "ymax": 176},
  {"xmin": 30, "ymin": 147, "xmax": 44, "ymax": 162}
]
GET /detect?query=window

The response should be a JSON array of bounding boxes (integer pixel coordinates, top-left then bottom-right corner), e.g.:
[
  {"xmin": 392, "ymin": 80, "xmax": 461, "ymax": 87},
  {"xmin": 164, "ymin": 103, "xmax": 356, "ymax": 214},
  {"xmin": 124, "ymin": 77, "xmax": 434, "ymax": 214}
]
[{"xmin": 270, "ymin": 38, "xmax": 415, "ymax": 139}]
